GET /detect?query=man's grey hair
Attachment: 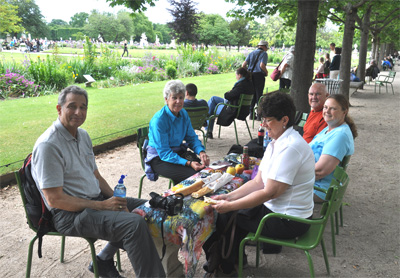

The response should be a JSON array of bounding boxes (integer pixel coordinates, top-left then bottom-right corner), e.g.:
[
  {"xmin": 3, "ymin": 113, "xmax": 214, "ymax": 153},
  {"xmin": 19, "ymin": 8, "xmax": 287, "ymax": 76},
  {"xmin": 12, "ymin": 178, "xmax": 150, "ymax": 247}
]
[
  {"xmin": 163, "ymin": 80, "xmax": 185, "ymax": 100},
  {"xmin": 58, "ymin": 85, "xmax": 88, "ymax": 106}
]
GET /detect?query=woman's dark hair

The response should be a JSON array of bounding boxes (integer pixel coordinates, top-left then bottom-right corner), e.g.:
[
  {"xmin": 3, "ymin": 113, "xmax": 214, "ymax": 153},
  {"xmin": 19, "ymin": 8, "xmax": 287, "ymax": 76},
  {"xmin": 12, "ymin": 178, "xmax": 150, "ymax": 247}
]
[
  {"xmin": 236, "ymin": 67, "xmax": 251, "ymax": 80},
  {"xmin": 327, "ymin": 94, "xmax": 358, "ymax": 138},
  {"xmin": 335, "ymin": 47, "xmax": 342, "ymax": 55},
  {"xmin": 259, "ymin": 91, "xmax": 296, "ymax": 128}
]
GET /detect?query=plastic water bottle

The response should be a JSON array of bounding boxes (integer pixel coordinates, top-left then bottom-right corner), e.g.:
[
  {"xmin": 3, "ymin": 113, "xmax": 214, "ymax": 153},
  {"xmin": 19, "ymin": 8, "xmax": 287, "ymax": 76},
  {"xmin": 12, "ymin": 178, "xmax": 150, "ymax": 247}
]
[
  {"xmin": 114, "ymin": 175, "xmax": 126, "ymax": 198},
  {"xmin": 257, "ymin": 126, "xmax": 265, "ymax": 145},
  {"xmin": 263, "ymin": 131, "xmax": 271, "ymax": 151}
]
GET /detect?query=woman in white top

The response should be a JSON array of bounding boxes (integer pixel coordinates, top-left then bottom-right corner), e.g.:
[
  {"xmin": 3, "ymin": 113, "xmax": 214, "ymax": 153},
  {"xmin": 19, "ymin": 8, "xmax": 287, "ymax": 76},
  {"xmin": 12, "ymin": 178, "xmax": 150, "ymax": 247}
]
[{"xmin": 202, "ymin": 91, "xmax": 315, "ymax": 276}]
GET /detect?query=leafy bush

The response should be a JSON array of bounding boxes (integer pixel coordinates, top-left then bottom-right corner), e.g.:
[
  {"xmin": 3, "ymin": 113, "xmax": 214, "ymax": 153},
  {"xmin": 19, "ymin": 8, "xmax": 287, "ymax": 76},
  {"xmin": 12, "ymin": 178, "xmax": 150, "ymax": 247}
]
[
  {"xmin": 166, "ymin": 65, "xmax": 177, "ymax": 79},
  {"xmin": 0, "ymin": 70, "xmax": 39, "ymax": 98}
]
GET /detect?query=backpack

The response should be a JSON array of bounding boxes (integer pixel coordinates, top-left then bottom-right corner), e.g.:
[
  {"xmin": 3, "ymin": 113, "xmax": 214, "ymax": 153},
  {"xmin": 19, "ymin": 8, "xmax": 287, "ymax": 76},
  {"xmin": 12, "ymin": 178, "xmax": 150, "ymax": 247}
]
[{"xmin": 19, "ymin": 153, "xmax": 56, "ymax": 258}]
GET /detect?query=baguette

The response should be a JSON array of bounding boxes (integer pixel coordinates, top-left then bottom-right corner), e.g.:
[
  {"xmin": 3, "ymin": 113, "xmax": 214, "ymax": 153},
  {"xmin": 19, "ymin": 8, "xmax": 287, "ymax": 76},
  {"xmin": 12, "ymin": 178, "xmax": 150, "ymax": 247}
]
[
  {"xmin": 174, "ymin": 180, "xmax": 205, "ymax": 196},
  {"xmin": 191, "ymin": 186, "xmax": 213, "ymax": 198},
  {"xmin": 203, "ymin": 196, "xmax": 218, "ymax": 205}
]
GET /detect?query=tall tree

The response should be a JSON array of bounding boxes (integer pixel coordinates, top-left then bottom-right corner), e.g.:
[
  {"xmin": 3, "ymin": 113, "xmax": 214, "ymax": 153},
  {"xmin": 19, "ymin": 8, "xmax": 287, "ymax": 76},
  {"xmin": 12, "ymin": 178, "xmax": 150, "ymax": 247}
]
[
  {"xmin": 229, "ymin": 18, "xmax": 251, "ymax": 50},
  {"xmin": 0, "ymin": 0, "xmax": 23, "ymax": 34},
  {"xmin": 167, "ymin": 0, "xmax": 199, "ymax": 45},
  {"xmin": 227, "ymin": 0, "xmax": 321, "ymax": 112},
  {"xmin": 69, "ymin": 12, "xmax": 89, "ymax": 27},
  {"xmin": 48, "ymin": 19, "xmax": 68, "ymax": 27},
  {"xmin": 85, "ymin": 11, "xmax": 124, "ymax": 42},
  {"xmin": 198, "ymin": 14, "xmax": 235, "ymax": 48},
  {"xmin": 8, "ymin": 0, "xmax": 49, "ymax": 38},
  {"xmin": 153, "ymin": 23, "xmax": 173, "ymax": 44},
  {"xmin": 106, "ymin": 0, "xmax": 158, "ymax": 12},
  {"xmin": 131, "ymin": 12, "xmax": 156, "ymax": 42}
]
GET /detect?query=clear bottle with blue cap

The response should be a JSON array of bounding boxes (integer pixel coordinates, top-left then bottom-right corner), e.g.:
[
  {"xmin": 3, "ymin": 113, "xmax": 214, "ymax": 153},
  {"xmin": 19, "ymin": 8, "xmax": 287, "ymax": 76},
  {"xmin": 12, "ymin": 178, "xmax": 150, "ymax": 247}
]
[
  {"xmin": 114, "ymin": 175, "xmax": 126, "ymax": 198},
  {"xmin": 263, "ymin": 130, "xmax": 271, "ymax": 151}
]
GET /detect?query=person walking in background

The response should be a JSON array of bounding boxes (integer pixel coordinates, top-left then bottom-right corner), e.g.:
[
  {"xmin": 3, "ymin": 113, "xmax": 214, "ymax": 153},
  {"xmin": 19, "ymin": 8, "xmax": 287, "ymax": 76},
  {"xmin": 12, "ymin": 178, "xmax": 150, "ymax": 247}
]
[
  {"xmin": 121, "ymin": 41, "xmax": 128, "ymax": 57},
  {"xmin": 242, "ymin": 40, "xmax": 269, "ymax": 120},
  {"xmin": 329, "ymin": 47, "xmax": 342, "ymax": 79},
  {"xmin": 279, "ymin": 46, "xmax": 295, "ymax": 90},
  {"xmin": 329, "ymin": 43, "xmax": 336, "ymax": 59}
]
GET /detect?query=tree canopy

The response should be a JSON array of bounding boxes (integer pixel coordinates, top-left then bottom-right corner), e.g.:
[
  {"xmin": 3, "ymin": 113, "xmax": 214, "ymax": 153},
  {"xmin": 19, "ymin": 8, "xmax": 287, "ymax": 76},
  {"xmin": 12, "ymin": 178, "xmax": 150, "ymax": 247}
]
[{"xmin": 0, "ymin": 0, "xmax": 23, "ymax": 34}]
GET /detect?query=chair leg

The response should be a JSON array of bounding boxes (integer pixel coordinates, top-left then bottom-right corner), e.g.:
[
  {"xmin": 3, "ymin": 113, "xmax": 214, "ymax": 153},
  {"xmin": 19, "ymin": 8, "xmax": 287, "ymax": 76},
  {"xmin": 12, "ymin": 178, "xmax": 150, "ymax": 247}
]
[
  {"xmin": 218, "ymin": 125, "xmax": 222, "ymax": 139},
  {"xmin": 116, "ymin": 249, "xmax": 122, "ymax": 272},
  {"xmin": 60, "ymin": 235, "xmax": 66, "ymax": 262},
  {"xmin": 340, "ymin": 204, "xmax": 344, "ymax": 227},
  {"xmin": 238, "ymin": 238, "xmax": 248, "ymax": 278},
  {"xmin": 233, "ymin": 120, "xmax": 239, "ymax": 145},
  {"xmin": 304, "ymin": 250, "xmax": 315, "ymax": 278},
  {"xmin": 245, "ymin": 120, "xmax": 253, "ymax": 140},
  {"xmin": 168, "ymin": 179, "xmax": 174, "ymax": 189},
  {"xmin": 330, "ymin": 215, "xmax": 336, "ymax": 257},
  {"xmin": 335, "ymin": 211, "xmax": 340, "ymax": 235},
  {"xmin": 321, "ymin": 237, "xmax": 330, "ymax": 275},
  {"xmin": 86, "ymin": 239, "xmax": 99, "ymax": 278},
  {"xmin": 390, "ymin": 83, "xmax": 394, "ymax": 94},
  {"xmin": 138, "ymin": 174, "xmax": 145, "ymax": 198},
  {"xmin": 256, "ymin": 241, "xmax": 260, "ymax": 268},
  {"xmin": 26, "ymin": 236, "xmax": 38, "ymax": 278},
  {"xmin": 200, "ymin": 130, "xmax": 206, "ymax": 149}
]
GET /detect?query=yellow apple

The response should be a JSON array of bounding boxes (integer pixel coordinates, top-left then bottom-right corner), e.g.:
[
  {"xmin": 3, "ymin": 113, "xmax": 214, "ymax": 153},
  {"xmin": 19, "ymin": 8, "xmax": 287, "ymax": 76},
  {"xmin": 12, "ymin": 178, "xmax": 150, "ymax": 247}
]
[
  {"xmin": 235, "ymin": 164, "xmax": 245, "ymax": 174},
  {"xmin": 226, "ymin": 166, "xmax": 236, "ymax": 176}
]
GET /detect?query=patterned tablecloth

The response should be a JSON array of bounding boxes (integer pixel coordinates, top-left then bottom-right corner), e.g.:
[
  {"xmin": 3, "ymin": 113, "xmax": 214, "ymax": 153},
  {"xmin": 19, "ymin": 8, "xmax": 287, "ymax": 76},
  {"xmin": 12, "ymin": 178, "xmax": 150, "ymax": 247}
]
[{"xmin": 132, "ymin": 159, "xmax": 253, "ymax": 277}]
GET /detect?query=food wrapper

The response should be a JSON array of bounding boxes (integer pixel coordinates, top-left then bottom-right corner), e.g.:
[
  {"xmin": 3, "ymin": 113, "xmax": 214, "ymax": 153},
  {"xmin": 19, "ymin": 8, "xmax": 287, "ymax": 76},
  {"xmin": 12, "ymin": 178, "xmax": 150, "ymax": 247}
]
[
  {"xmin": 192, "ymin": 173, "xmax": 234, "ymax": 198},
  {"xmin": 201, "ymin": 172, "xmax": 222, "ymax": 185}
]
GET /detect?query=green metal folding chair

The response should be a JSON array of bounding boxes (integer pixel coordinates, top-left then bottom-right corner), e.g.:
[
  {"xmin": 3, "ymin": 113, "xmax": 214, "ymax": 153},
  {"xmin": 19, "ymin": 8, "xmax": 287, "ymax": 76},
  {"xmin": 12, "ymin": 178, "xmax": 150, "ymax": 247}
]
[
  {"xmin": 208, "ymin": 94, "xmax": 253, "ymax": 145},
  {"xmin": 184, "ymin": 106, "xmax": 209, "ymax": 149},
  {"xmin": 15, "ymin": 170, "xmax": 121, "ymax": 278},
  {"xmin": 137, "ymin": 126, "xmax": 175, "ymax": 198},
  {"xmin": 238, "ymin": 166, "xmax": 349, "ymax": 278}
]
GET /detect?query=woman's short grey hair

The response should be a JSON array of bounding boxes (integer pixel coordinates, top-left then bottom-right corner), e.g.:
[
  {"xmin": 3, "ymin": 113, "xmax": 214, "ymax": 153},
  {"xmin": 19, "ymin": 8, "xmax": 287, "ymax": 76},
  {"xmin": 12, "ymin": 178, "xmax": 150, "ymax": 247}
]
[
  {"xmin": 58, "ymin": 85, "xmax": 88, "ymax": 106},
  {"xmin": 163, "ymin": 80, "xmax": 185, "ymax": 100}
]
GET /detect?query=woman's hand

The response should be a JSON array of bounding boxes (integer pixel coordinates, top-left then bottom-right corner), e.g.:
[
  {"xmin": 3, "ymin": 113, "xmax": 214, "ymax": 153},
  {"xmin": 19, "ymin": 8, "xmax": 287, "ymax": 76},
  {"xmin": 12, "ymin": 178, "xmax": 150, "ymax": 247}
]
[
  {"xmin": 199, "ymin": 152, "xmax": 210, "ymax": 166},
  {"xmin": 212, "ymin": 200, "xmax": 232, "ymax": 214},
  {"xmin": 188, "ymin": 161, "xmax": 205, "ymax": 171}
]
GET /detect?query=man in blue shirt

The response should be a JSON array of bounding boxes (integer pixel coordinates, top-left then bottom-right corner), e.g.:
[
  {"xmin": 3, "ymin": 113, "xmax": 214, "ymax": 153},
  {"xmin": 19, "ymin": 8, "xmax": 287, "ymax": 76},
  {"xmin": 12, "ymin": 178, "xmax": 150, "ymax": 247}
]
[
  {"xmin": 146, "ymin": 80, "xmax": 210, "ymax": 184},
  {"xmin": 242, "ymin": 40, "xmax": 269, "ymax": 120}
]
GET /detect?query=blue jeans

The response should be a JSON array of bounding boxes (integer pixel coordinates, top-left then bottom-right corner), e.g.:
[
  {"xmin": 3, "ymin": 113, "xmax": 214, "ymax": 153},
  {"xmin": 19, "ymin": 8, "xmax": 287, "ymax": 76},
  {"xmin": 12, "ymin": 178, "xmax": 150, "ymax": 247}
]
[{"xmin": 207, "ymin": 96, "xmax": 225, "ymax": 134}]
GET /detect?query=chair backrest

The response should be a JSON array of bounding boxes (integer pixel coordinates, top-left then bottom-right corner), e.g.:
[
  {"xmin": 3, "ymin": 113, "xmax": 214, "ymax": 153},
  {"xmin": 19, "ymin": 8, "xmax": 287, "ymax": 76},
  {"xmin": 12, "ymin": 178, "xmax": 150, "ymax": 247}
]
[
  {"xmin": 184, "ymin": 106, "xmax": 209, "ymax": 130},
  {"xmin": 388, "ymin": 71, "xmax": 396, "ymax": 80},
  {"xmin": 321, "ymin": 166, "xmax": 349, "ymax": 218},
  {"xmin": 237, "ymin": 94, "xmax": 253, "ymax": 118},
  {"xmin": 315, "ymin": 78, "xmax": 343, "ymax": 95},
  {"xmin": 339, "ymin": 155, "xmax": 351, "ymax": 171},
  {"xmin": 137, "ymin": 126, "xmax": 150, "ymax": 171}
]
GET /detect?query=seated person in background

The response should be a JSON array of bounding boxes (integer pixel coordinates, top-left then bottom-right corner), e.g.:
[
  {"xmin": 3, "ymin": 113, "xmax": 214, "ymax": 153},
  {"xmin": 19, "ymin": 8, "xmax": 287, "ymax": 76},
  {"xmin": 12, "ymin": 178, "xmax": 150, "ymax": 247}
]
[
  {"xmin": 303, "ymin": 83, "xmax": 329, "ymax": 143},
  {"xmin": 323, "ymin": 53, "xmax": 331, "ymax": 78},
  {"xmin": 366, "ymin": 59, "xmax": 380, "ymax": 80},
  {"xmin": 382, "ymin": 58, "xmax": 392, "ymax": 70},
  {"xmin": 315, "ymin": 57, "xmax": 325, "ymax": 79},
  {"xmin": 184, "ymin": 83, "xmax": 208, "ymax": 108},
  {"xmin": 31, "ymin": 86, "xmax": 165, "ymax": 278},
  {"xmin": 309, "ymin": 94, "xmax": 357, "ymax": 203},
  {"xmin": 202, "ymin": 91, "xmax": 315, "ymax": 276},
  {"xmin": 206, "ymin": 67, "xmax": 254, "ymax": 139},
  {"xmin": 145, "ymin": 80, "xmax": 210, "ymax": 185}
]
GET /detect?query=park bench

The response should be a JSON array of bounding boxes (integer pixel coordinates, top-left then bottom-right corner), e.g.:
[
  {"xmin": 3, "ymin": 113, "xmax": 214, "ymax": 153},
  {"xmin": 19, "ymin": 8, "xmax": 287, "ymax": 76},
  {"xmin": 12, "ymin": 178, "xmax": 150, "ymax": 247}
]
[{"xmin": 350, "ymin": 81, "xmax": 364, "ymax": 95}]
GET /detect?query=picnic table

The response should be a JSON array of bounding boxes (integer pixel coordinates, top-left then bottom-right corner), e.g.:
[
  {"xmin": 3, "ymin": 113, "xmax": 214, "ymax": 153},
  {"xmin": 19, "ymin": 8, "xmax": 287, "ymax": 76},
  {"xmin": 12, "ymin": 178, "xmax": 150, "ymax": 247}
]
[{"xmin": 133, "ymin": 155, "xmax": 259, "ymax": 277}]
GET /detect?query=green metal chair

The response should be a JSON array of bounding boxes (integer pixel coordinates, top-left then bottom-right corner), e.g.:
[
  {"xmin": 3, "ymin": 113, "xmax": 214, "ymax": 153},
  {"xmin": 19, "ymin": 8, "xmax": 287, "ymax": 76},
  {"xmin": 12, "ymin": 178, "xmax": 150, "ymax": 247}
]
[
  {"xmin": 374, "ymin": 71, "xmax": 396, "ymax": 94},
  {"xmin": 293, "ymin": 111, "xmax": 309, "ymax": 136},
  {"xmin": 137, "ymin": 126, "xmax": 175, "ymax": 198},
  {"xmin": 238, "ymin": 166, "xmax": 349, "ymax": 278},
  {"xmin": 184, "ymin": 106, "xmax": 209, "ymax": 149},
  {"xmin": 15, "ymin": 170, "xmax": 121, "ymax": 278},
  {"xmin": 314, "ymin": 155, "xmax": 351, "ymax": 257},
  {"xmin": 208, "ymin": 94, "xmax": 253, "ymax": 145}
]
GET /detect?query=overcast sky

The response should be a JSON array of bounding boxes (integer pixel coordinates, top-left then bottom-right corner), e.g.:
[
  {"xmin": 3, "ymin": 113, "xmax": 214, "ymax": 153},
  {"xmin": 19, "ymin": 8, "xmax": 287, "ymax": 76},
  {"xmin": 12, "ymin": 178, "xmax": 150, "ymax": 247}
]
[{"xmin": 35, "ymin": 0, "xmax": 238, "ymax": 24}]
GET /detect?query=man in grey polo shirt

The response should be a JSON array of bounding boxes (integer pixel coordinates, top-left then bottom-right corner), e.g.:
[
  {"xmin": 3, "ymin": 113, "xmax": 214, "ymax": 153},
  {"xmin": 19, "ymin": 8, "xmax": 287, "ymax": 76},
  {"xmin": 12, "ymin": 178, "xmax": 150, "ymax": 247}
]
[{"xmin": 31, "ymin": 85, "xmax": 165, "ymax": 278}]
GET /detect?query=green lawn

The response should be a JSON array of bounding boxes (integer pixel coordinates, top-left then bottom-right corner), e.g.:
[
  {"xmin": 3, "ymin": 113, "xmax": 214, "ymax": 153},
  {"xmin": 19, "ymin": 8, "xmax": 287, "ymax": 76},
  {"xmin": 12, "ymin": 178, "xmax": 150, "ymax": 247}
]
[{"xmin": 0, "ymin": 71, "xmax": 280, "ymax": 175}]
